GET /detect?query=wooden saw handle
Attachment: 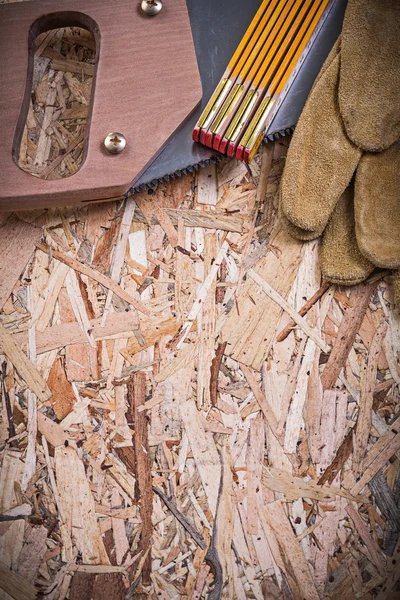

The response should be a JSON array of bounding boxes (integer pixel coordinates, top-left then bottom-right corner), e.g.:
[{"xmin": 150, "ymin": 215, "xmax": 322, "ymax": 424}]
[{"xmin": 0, "ymin": 0, "xmax": 202, "ymax": 212}]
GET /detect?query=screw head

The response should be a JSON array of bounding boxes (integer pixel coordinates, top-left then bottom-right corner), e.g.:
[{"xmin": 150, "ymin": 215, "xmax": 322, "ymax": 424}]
[
  {"xmin": 104, "ymin": 132, "xmax": 127, "ymax": 154},
  {"xmin": 141, "ymin": 0, "xmax": 163, "ymax": 16}
]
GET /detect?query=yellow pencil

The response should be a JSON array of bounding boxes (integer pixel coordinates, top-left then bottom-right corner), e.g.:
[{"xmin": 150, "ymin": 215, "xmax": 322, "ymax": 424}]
[
  {"xmin": 238, "ymin": 0, "xmax": 331, "ymax": 162},
  {"xmin": 201, "ymin": 0, "xmax": 290, "ymax": 147},
  {"xmin": 220, "ymin": 0, "xmax": 317, "ymax": 155},
  {"xmin": 198, "ymin": 0, "xmax": 284, "ymax": 147},
  {"xmin": 192, "ymin": 0, "xmax": 271, "ymax": 143},
  {"xmin": 205, "ymin": 0, "xmax": 298, "ymax": 149}
]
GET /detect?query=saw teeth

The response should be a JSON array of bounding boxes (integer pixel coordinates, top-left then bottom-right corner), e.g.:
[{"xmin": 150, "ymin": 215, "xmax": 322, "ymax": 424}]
[
  {"xmin": 264, "ymin": 126, "xmax": 294, "ymax": 143},
  {"xmin": 128, "ymin": 155, "xmax": 222, "ymax": 194},
  {"xmin": 127, "ymin": 128, "xmax": 292, "ymax": 196}
]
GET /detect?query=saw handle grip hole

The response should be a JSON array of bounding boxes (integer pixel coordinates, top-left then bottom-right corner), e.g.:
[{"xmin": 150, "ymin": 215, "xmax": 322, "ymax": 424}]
[{"xmin": 13, "ymin": 12, "xmax": 99, "ymax": 181}]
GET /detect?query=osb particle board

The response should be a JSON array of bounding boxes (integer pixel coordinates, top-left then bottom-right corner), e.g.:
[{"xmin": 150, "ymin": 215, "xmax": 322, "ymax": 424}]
[{"xmin": 0, "ymin": 13, "xmax": 399, "ymax": 596}]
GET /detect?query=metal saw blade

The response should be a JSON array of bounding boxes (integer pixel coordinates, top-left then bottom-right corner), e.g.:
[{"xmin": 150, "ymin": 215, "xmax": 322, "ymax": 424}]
[{"xmin": 131, "ymin": 0, "xmax": 347, "ymax": 193}]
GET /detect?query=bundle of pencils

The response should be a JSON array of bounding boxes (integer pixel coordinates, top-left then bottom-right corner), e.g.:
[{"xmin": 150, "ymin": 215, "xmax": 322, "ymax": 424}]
[{"xmin": 193, "ymin": 0, "xmax": 332, "ymax": 163}]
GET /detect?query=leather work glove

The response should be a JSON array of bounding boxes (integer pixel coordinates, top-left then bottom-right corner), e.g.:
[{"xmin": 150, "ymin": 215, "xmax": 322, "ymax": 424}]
[{"xmin": 280, "ymin": 0, "xmax": 400, "ymax": 295}]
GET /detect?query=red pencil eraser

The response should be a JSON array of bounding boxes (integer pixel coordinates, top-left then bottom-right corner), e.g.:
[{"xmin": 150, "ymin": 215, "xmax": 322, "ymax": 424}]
[
  {"xmin": 213, "ymin": 134, "xmax": 222, "ymax": 151},
  {"xmin": 227, "ymin": 142, "xmax": 236, "ymax": 157},
  {"xmin": 219, "ymin": 138, "xmax": 228, "ymax": 154},
  {"xmin": 244, "ymin": 149, "xmax": 251, "ymax": 164},
  {"xmin": 236, "ymin": 145, "xmax": 244, "ymax": 161},
  {"xmin": 192, "ymin": 127, "xmax": 200, "ymax": 142},
  {"xmin": 205, "ymin": 131, "xmax": 214, "ymax": 148},
  {"xmin": 199, "ymin": 130, "xmax": 207, "ymax": 145}
]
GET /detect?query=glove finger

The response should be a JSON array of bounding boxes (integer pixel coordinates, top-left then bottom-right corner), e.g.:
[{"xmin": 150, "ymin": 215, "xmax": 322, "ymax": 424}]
[
  {"xmin": 320, "ymin": 182, "xmax": 374, "ymax": 285},
  {"xmin": 281, "ymin": 50, "xmax": 361, "ymax": 234},
  {"xmin": 339, "ymin": 0, "xmax": 400, "ymax": 152},
  {"xmin": 282, "ymin": 216, "xmax": 322, "ymax": 242},
  {"xmin": 355, "ymin": 140, "xmax": 400, "ymax": 269},
  {"xmin": 279, "ymin": 186, "xmax": 323, "ymax": 241},
  {"xmin": 282, "ymin": 36, "xmax": 342, "ymax": 244}
]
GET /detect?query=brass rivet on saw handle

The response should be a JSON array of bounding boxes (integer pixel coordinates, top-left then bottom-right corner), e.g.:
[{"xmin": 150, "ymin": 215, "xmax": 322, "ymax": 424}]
[
  {"xmin": 141, "ymin": 0, "xmax": 163, "ymax": 16},
  {"xmin": 104, "ymin": 133, "xmax": 127, "ymax": 154}
]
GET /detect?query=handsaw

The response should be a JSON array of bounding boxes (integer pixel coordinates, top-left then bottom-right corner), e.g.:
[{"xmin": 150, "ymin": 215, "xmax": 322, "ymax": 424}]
[{"xmin": 0, "ymin": 0, "xmax": 346, "ymax": 211}]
